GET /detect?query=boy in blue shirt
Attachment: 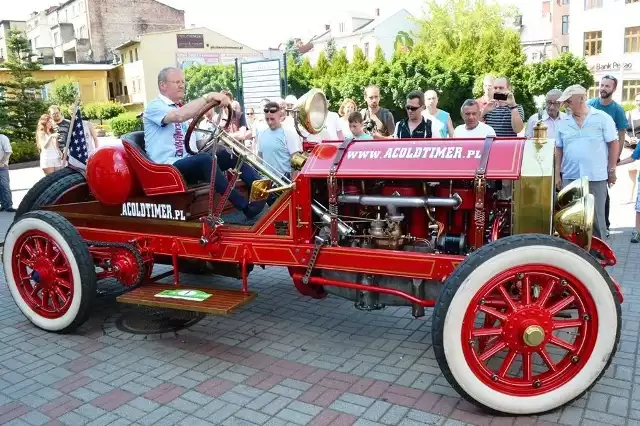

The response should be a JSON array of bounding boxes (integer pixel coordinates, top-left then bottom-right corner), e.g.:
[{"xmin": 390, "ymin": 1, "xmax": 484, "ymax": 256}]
[
  {"xmin": 347, "ymin": 111, "xmax": 374, "ymax": 140},
  {"xmin": 618, "ymin": 144, "xmax": 640, "ymax": 243}
]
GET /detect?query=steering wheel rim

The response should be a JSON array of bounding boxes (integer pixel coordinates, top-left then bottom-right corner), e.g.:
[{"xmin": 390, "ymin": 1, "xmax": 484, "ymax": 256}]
[{"xmin": 184, "ymin": 101, "xmax": 233, "ymax": 156}]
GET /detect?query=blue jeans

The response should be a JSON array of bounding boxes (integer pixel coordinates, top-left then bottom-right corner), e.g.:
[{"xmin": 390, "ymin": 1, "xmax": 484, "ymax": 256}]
[
  {"xmin": 173, "ymin": 149, "xmax": 261, "ymax": 211},
  {"xmin": 0, "ymin": 167, "xmax": 13, "ymax": 209}
]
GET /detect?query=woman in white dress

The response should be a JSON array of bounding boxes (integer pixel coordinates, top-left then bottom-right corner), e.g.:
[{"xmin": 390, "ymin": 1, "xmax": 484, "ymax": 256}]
[{"xmin": 36, "ymin": 113, "xmax": 62, "ymax": 175}]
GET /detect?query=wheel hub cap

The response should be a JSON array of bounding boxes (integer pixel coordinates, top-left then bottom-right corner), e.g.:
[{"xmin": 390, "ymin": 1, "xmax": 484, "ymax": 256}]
[{"xmin": 523, "ymin": 325, "xmax": 545, "ymax": 347}]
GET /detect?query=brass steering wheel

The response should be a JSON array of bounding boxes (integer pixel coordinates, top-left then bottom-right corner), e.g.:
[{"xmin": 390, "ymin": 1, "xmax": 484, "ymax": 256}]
[{"xmin": 184, "ymin": 100, "xmax": 233, "ymax": 156}]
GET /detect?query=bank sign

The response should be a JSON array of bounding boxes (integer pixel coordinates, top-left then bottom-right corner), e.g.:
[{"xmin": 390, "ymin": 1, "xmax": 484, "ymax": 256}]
[{"xmin": 591, "ymin": 61, "xmax": 633, "ymax": 72}]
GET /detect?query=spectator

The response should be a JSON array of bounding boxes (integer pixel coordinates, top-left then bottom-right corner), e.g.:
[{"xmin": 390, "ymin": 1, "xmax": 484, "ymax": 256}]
[
  {"xmin": 481, "ymin": 76, "xmax": 525, "ymax": 137},
  {"xmin": 588, "ymin": 75, "xmax": 629, "ymax": 236},
  {"xmin": 361, "ymin": 85, "xmax": 395, "ymax": 138},
  {"xmin": 256, "ymin": 101, "xmax": 302, "ymax": 178},
  {"xmin": 393, "ymin": 90, "xmax": 433, "ymax": 139},
  {"xmin": 625, "ymin": 94, "xmax": 640, "ymax": 203},
  {"xmin": 454, "ymin": 99, "xmax": 496, "ymax": 137},
  {"xmin": 524, "ymin": 89, "xmax": 566, "ymax": 139},
  {"xmin": 423, "ymin": 90, "xmax": 454, "ymax": 137},
  {"xmin": 339, "ymin": 98, "xmax": 358, "ymax": 138},
  {"xmin": 475, "ymin": 75, "xmax": 495, "ymax": 112},
  {"xmin": 347, "ymin": 111, "xmax": 373, "ymax": 140},
  {"xmin": 617, "ymin": 141, "xmax": 640, "ymax": 242},
  {"xmin": 0, "ymin": 133, "xmax": 15, "ymax": 212},
  {"xmin": 555, "ymin": 84, "xmax": 619, "ymax": 240},
  {"xmin": 305, "ymin": 102, "xmax": 344, "ymax": 142},
  {"xmin": 36, "ymin": 113, "xmax": 63, "ymax": 175},
  {"xmin": 48, "ymin": 105, "xmax": 71, "ymax": 153}
]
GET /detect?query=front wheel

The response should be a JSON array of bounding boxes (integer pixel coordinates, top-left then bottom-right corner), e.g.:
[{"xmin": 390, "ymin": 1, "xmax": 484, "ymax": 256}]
[
  {"xmin": 3, "ymin": 211, "xmax": 96, "ymax": 333},
  {"xmin": 432, "ymin": 234, "xmax": 620, "ymax": 415}
]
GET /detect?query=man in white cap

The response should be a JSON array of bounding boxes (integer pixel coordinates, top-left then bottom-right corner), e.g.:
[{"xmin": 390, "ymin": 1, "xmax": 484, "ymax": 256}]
[{"xmin": 555, "ymin": 84, "xmax": 619, "ymax": 240}]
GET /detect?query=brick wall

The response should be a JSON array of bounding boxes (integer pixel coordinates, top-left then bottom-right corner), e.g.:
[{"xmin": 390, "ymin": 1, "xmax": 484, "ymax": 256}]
[{"xmin": 87, "ymin": 0, "xmax": 184, "ymax": 62}]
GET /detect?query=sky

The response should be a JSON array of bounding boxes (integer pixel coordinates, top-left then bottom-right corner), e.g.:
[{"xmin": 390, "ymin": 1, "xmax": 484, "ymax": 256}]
[
  {"xmin": 5, "ymin": 0, "xmax": 426, "ymax": 49},
  {"xmin": 5, "ymin": 0, "xmax": 519, "ymax": 50}
]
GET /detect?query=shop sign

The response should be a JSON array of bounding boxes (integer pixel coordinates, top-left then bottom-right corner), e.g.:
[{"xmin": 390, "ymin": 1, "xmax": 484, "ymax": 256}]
[
  {"xmin": 177, "ymin": 34, "xmax": 204, "ymax": 49},
  {"xmin": 591, "ymin": 61, "xmax": 633, "ymax": 72}
]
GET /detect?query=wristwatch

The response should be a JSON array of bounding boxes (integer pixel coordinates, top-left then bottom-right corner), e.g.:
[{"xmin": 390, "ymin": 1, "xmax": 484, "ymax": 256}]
[{"xmin": 608, "ymin": 167, "xmax": 616, "ymax": 173}]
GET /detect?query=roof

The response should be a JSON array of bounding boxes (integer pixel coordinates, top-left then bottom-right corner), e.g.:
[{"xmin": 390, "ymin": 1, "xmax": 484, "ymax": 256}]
[
  {"xmin": 312, "ymin": 9, "xmax": 414, "ymax": 43},
  {"xmin": 113, "ymin": 39, "xmax": 141, "ymax": 51},
  {"xmin": 0, "ymin": 63, "xmax": 119, "ymax": 72}
]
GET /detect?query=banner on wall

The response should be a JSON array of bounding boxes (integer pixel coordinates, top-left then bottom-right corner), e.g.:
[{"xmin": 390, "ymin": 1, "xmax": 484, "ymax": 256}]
[{"xmin": 176, "ymin": 52, "xmax": 221, "ymax": 69}]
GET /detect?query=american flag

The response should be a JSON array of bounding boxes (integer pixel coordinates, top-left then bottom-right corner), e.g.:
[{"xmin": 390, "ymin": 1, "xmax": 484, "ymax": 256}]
[{"xmin": 66, "ymin": 106, "xmax": 89, "ymax": 171}]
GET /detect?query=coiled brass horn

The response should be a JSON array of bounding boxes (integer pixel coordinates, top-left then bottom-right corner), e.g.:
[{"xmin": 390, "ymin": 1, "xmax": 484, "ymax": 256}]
[{"xmin": 553, "ymin": 193, "xmax": 595, "ymax": 251}]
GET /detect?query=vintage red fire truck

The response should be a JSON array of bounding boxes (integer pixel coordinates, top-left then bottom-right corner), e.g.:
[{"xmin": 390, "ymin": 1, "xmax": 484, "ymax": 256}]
[{"xmin": 3, "ymin": 89, "xmax": 622, "ymax": 415}]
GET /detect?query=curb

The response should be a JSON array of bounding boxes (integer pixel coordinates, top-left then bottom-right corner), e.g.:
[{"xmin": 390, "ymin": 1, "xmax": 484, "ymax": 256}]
[{"xmin": 9, "ymin": 161, "xmax": 39, "ymax": 170}]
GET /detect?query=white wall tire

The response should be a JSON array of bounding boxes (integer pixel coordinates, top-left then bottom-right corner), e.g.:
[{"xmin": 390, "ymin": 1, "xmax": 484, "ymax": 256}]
[
  {"xmin": 3, "ymin": 211, "xmax": 96, "ymax": 333},
  {"xmin": 432, "ymin": 234, "xmax": 620, "ymax": 415}
]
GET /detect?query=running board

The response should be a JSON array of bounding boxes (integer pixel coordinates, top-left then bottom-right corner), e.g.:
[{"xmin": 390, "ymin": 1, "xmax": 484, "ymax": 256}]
[{"xmin": 116, "ymin": 284, "xmax": 257, "ymax": 315}]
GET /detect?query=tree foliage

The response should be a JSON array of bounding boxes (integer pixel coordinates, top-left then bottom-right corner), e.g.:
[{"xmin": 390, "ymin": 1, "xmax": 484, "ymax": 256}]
[
  {"xmin": 50, "ymin": 77, "xmax": 79, "ymax": 105},
  {"xmin": 325, "ymin": 37, "xmax": 337, "ymax": 61},
  {"xmin": 284, "ymin": 39, "xmax": 302, "ymax": 65},
  {"xmin": 527, "ymin": 53, "xmax": 594, "ymax": 96},
  {"xmin": 183, "ymin": 64, "xmax": 236, "ymax": 101},
  {"xmin": 0, "ymin": 29, "xmax": 50, "ymax": 142}
]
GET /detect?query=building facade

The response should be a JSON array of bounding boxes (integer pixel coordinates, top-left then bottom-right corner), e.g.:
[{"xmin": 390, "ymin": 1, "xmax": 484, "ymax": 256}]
[
  {"xmin": 0, "ymin": 20, "xmax": 27, "ymax": 62},
  {"xmin": 304, "ymin": 9, "xmax": 419, "ymax": 64},
  {"xmin": 569, "ymin": 0, "xmax": 640, "ymax": 103},
  {"xmin": 113, "ymin": 27, "xmax": 263, "ymax": 105},
  {"xmin": 25, "ymin": 0, "xmax": 185, "ymax": 64},
  {"xmin": 516, "ymin": 0, "xmax": 570, "ymax": 63}
]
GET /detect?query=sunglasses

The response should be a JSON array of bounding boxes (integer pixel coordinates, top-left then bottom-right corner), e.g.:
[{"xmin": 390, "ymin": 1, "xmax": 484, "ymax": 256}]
[
  {"xmin": 405, "ymin": 105, "xmax": 420, "ymax": 111},
  {"xmin": 264, "ymin": 108, "xmax": 279, "ymax": 114}
]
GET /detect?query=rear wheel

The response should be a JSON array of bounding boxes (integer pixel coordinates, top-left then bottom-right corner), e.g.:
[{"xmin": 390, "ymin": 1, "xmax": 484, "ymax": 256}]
[
  {"xmin": 3, "ymin": 211, "xmax": 96, "ymax": 333},
  {"xmin": 14, "ymin": 168, "xmax": 88, "ymax": 221},
  {"xmin": 432, "ymin": 234, "xmax": 620, "ymax": 415}
]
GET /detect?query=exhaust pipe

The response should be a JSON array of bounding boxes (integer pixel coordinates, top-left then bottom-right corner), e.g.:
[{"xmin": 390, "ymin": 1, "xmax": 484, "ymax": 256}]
[
  {"xmin": 337, "ymin": 194, "xmax": 462, "ymax": 209},
  {"xmin": 312, "ymin": 201, "xmax": 355, "ymax": 236}
]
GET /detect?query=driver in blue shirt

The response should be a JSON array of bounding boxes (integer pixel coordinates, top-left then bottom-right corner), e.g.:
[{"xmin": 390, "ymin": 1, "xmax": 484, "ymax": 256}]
[{"xmin": 143, "ymin": 67, "xmax": 264, "ymax": 219}]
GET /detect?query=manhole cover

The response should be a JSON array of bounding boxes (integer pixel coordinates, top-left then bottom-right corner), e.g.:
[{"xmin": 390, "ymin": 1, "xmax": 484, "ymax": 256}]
[{"xmin": 115, "ymin": 307, "xmax": 205, "ymax": 334}]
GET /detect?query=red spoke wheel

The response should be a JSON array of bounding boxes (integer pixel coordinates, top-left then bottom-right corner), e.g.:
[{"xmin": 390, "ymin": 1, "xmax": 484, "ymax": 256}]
[
  {"xmin": 3, "ymin": 211, "xmax": 96, "ymax": 333},
  {"xmin": 432, "ymin": 234, "xmax": 620, "ymax": 415}
]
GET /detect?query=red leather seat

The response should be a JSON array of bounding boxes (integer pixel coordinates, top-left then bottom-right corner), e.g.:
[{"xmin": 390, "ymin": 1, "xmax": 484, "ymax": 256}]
[{"xmin": 121, "ymin": 131, "xmax": 188, "ymax": 196}]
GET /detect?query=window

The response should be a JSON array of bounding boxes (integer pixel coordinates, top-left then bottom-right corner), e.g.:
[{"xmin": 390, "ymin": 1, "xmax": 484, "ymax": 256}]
[
  {"xmin": 364, "ymin": 42, "xmax": 369, "ymax": 59},
  {"xmin": 129, "ymin": 50, "xmax": 133, "ymax": 63},
  {"xmin": 625, "ymin": 26, "xmax": 640, "ymax": 53},
  {"xmin": 561, "ymin": 45, "xmax": 569, "ymax": 52},
  {"xmin": 584, "ymin": 30, "xmax": 602, "ymax": 56},
  {"xmin": 562, "ymin": 15, "xmax": 569, "ymax": 34},
  {"xmin": 532, "ymin": 52, "xmax": 538, "ymax": 61},
  {"xmin": 135, "ymin": 48, "xmax": 139, "ymax": 61},
  {"xmin": 339, "ymin": 22, "xmax": 345, "ymax": 32},
  {"xmin": 622, "ymin": 80, "xmax": 640, "ymax": 102},
  {"xmin": 584, "ymin": 0, "xmax": 602, "ymax": 8},
  {"xmin": 53, "ymin": 32, "xmax": 59, "ymax": 46},
  {"xmin": 0, "ymin": 48, "xmax": 3, "ymax": 59},
  {"xmin": 626, "ymin": 0, "xmax": 639, "ymax": 3},
  {"xmin": 587, "ymin": 84, "xmax": 599, "ymax": 99},
  {"xmin": 562, "ymin": 0, "xmax": 570, "ymax": 4}
]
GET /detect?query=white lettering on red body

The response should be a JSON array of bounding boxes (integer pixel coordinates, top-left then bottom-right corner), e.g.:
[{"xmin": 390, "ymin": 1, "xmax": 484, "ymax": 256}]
[{"xmin": 344, "ymin": 146, "xmax": 481, "ymax": 160}]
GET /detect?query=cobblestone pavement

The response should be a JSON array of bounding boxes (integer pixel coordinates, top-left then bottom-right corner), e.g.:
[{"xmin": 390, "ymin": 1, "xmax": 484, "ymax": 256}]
[{"xmin": 0, "ymin": 161, "xmax": 639, "ymax": 426}]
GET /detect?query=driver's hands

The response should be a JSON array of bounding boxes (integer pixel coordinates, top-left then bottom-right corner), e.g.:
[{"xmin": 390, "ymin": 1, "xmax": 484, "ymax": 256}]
[{"xmin": 203, "ymin": 92, "xmax": 230, "ymax": 107}]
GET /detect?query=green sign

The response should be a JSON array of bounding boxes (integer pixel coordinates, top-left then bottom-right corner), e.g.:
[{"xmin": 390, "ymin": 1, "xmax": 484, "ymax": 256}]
[{"xmin": 155, "ymin": 289, "xmax": 211, "ymax": 301}]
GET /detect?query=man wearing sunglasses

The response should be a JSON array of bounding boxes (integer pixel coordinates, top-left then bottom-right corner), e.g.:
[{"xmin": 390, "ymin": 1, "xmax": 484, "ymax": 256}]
[
  {"xmin": 587, "ymin": 75, "xmax": 629, "ymax": 236},
  {"xmin": 393, "ymin": 91, "xmax": 433, "ymax": 139},
  {"xmin": 524, "ymin": 89, "xmax": 566, "ymax": 139},
  {"xmin": 256, "ymin": 101, "xmax": 302, "ymax": 179}
]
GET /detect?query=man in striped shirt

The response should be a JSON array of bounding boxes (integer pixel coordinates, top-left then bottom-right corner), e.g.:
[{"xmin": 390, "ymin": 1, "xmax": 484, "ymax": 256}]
[{"xmin": 480, "ymin": 76, "xmax": 525, "ymax": 137}]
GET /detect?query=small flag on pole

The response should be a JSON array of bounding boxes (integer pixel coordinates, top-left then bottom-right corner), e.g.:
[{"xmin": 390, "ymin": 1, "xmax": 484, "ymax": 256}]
[{"xmin": 66, "ymin": 105, "xmax": 89, "ymax": 172}]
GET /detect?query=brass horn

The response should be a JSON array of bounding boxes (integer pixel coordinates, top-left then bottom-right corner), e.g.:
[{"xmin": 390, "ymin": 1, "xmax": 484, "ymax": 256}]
[
  {"xmin": 556, "ymin": 176, "xmax": 589, "ymax": 210},
  {"xmin": 553, "ymin": 193, "xmax": 595, "ymax": 251}
]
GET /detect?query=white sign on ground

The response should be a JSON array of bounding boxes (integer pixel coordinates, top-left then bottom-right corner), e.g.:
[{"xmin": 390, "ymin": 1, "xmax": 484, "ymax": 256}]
[{"xmin": 240, "ymin": 59, "xmax": 282, "ymax": 112}]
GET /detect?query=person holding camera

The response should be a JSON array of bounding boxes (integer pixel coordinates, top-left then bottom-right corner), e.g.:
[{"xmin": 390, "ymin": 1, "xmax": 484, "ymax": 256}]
[
  {"xmin": 481, "ymin": 76, "xmax": 525, "ymax": 137},
  {"xmin": 361, "ymin": 85, "xmax": 395, "ymax": 138}
]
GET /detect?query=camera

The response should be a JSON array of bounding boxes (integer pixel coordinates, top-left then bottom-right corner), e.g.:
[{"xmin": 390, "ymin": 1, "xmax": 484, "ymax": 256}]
[{"xmin": 363, "ymin": 119, "xmax": 377, "ymax": 134}]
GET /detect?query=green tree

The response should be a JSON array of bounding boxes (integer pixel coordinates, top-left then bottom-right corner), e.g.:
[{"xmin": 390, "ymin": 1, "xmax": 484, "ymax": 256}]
[
  {"xmin": 0, "ymin": 29, "xmax": 50, "ymax": 142},
  {"xmin": 50, "ymin": 77, "xmax": 79, "ymax": 105},
  {"xmin": 526, "ymin": 52, "xmax": 594, "ymax": 96},
  {"xmin": 315, "ymin": 51, "xmax": 330, "ymax": 77},
  {"xmin": 373, "ymin": 45, "xmax": 386, "ymax": 63},
  {"xmin": 325, "ymin": 37, "xmax": 337, "ymax": 61},
  {"xmin": 328, "ymin": 48, "xmax": 348, "ymax": 76},
  {"xmin": 350, "ymin": 46, "xmax": 369, "ymax": 73},
  {"xmin": 284, "ymin": 38, "xmax": 302, "ymax": 65},
  {"xmin": 394, "ymin": 31, "xmax": 414, "ymax": 54},
  {"xmin": 183, "ymin": 64, "xmax": 236, "ymax": 101},
  {"xmin": 286, "ymin": 55, "xmax": 314, "ymax": 96}
]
